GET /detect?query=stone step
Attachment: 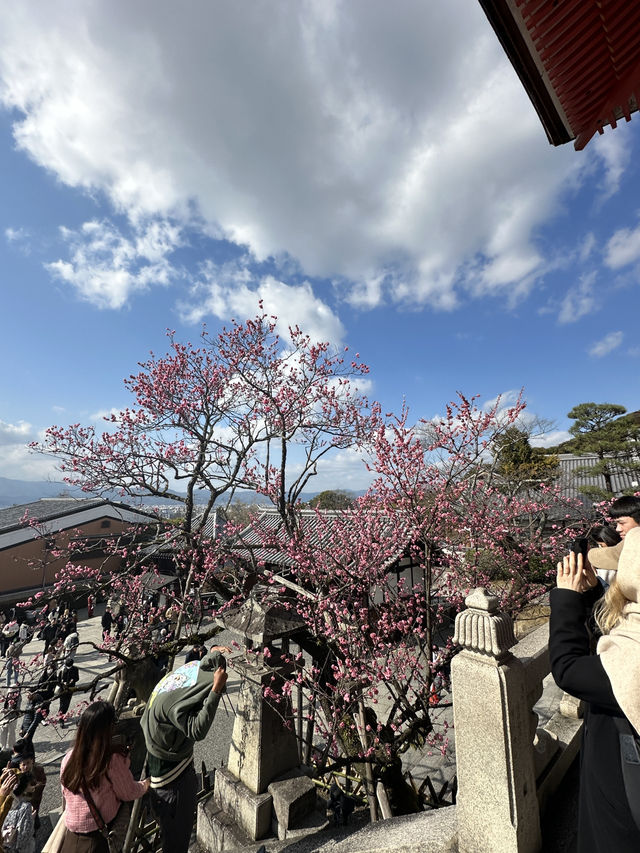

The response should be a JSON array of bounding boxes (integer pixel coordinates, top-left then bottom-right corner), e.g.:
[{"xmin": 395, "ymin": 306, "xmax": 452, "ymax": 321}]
[{"xmin": 197, "ymin": 802, "xmax": 257, "ymax": 852}]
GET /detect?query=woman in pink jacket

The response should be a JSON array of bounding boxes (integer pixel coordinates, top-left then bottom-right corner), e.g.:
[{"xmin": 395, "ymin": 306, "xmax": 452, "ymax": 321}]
[{"xmin": 60, "ymin": 702, "xmax": 150, "ymax": 853}]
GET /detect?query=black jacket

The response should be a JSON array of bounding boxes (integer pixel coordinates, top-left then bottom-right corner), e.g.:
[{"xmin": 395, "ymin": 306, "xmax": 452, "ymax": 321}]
[
  {"xmin": 37, "ymin": 668, "xmax": 58, "ymax": 702},
  {"xmin": 57, "ymin": 664, "xmax": 79, "ymax": 693},
  {"xmin": 550, "ymin": 586, "xmax": 640, "ymax": 852}
]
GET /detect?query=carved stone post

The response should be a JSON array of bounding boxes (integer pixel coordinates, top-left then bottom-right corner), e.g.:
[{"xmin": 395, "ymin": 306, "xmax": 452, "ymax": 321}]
[{"xmin": 452, "ymin": 588, "xmax": 542, "ymax": 853}]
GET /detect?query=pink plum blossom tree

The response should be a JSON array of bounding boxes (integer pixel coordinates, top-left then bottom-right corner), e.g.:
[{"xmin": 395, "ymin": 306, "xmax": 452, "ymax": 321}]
[{"xmin": 27, "ymin": 315, "xmax": 579, "ymax": 816}]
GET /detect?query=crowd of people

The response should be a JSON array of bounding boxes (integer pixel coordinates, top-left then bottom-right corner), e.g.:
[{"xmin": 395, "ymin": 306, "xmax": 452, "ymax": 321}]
[
  {"xmin": 0, "ymin": 602, "xmax": 81, "ymax": 751},
  {"xmin": 0, "ymin": 591, "xmax": 229, "ymax": 853},
  {"xmin": 0, "ymin": 598, "xmax": 86, "ymax": 853}
]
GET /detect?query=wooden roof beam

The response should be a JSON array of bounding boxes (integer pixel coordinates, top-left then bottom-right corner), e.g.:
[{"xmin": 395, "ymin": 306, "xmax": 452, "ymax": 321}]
[{"xmin": 574, "ymin": 56, "xmax": 640, "ymax": 149}]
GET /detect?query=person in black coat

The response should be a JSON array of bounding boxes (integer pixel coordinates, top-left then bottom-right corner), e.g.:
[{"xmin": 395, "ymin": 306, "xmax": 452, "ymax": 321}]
[
  {"xmin": 37, "ymin": 663, "xmax": 58, "ymax": 713},
  {"xmin": 550, "ymin": 529, "xmax": 640, "ymax": 852},
  {"xmin": 101, "ymin": 608, "xmax": 113, "ymax": 640},
  {"xmin": 185, "ymin": 644, "xmax": 206, "ymax": 664},
  {"xmin": 19, "ymin": 691, "xmax": 46, "ymax": 742},
  {"xmin": 41, "ymin": 619, "xmax": 58, "ymax": 654},
  {"xmin": 57, "ymin": 657, "xmax": 79, "ymax": 724}
]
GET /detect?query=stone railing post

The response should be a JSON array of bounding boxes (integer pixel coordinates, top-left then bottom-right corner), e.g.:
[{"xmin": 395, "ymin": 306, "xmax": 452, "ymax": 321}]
[{"xmin": 451, "ymin": 588, "xmax": 542, "ymax": 853}]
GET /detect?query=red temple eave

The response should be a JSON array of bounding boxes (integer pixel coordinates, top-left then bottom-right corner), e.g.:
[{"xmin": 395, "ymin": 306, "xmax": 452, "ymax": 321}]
[{"xmin": 478, "ymin": 0, "xmax": 640, "ymax": 149}]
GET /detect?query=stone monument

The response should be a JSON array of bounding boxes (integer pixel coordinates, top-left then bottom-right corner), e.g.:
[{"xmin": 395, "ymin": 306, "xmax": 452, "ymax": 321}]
[{"xmin": 198, "ymin": 596, "xmax": 320, "ymax": 850}]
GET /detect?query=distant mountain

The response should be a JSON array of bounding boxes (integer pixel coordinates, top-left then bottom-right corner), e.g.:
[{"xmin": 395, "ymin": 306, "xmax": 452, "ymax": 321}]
[
  {"xmin": 0, "ymin": 477, "xmax": 365, "ymax": 510},
  {"xmin": 0, "ymin": 477, "xmax": 84, "ymax": 508}
]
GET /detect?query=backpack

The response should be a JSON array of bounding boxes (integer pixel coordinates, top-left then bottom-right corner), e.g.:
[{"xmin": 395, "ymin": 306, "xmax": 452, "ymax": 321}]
[
  {"xmin": 2, "ymin": 816, "xmax": 18, "ymax": 850},
  {"xmin": 2, "ymin": 826, "xmax": 16, "ymax": 848}
]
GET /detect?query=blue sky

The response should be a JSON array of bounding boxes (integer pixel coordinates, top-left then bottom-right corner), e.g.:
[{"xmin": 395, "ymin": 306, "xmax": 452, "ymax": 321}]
[{"xmin": 0, "ymin": 0, "xmax": 639, "ymax": 493}]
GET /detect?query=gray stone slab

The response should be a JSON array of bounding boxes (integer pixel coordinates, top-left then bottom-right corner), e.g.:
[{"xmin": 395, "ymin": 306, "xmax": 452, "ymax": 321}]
[
  {"xmin": 213, "ymin": 767, "xmax": 273, "ymax": 841},
  {"xmin": 197, "ymin": 800, "xmax": 254, "ymax": 852},
  {"xmin": 268, "ymin": 774, "xmax": 317, "ymax": 836},
  {"xmin": 192, "ymin": 806, "xmax": 457, "ymax": 853},
  {"xmin": 327, "ymin": 806, "xmax": 458, "ymax": 853}
]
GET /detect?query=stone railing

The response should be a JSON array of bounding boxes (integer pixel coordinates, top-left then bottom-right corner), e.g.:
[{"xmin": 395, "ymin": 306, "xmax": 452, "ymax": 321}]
[{"xmin": 450, "ymin": 588, "xmax": 582, "ymax": 853}]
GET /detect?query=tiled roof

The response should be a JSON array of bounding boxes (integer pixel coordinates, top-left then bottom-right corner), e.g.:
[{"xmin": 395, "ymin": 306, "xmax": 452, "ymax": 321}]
[
  {"xmin": 557, "ymin": 454, "xmax": 640, "ymax": 501},
  {"xmin": 199, "ymin": 509, "xmax": 227, "ymax": 539},
  {"xmin": 0, "ymin": 498, "xmax": 107, "ymax": 533},
  {"xmin": 233, "ymin": 507, "xmax": 410, "ymax": 571},
  {"xmin": 0, "ymin": 497, "xmax": 158, "ymax": 534}
]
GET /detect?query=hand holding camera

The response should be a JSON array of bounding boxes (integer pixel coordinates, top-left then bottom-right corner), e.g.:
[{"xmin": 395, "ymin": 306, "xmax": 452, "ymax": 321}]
[{"xmin": 557, "ymin": 542, "xmax": 598, "ymax": 593}]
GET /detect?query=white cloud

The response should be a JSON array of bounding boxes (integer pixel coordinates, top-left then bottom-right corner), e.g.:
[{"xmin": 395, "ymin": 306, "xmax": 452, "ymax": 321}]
[
  {"xmin": 0, "ymin": 0, "xmax": 600, "ymax": 313},
  {"xmin": 482, "ymin": 389, "xmax": 521, "ymax": 413},
  {"xmin": 5, "ymin": 226, "xmax": 31, "ymax": 255},
  {"xmin": 0, "ymin": 444, "xmax": 60, "ymax": 480},
  {"xmin": 45, "ymin": 218, "xmax": 182, "ymax": 309},
  {"xmin": 0, "ymin": 424, "xmax": 60, "ymax": 480},
  {"xmin": 589, "ymin": 331, "xmax": 624, "ymax": 358},
  {"xmin": 424, "ymin": 390, "xmax": 526, "ymax": 441},
  {"xmin": 557, "ymin": 271, "xmax": 597, "ymax": 324},
  {"xmin": 579, "ymin": 232, "xmax": 596, "ymax": 263},
  {"xmin": 88, "ymin": 407, "xmax": 126, "ymax": 423},
  {"xmin": 178, "ymin": 261, "xmax": 345, "ymax": 347},
  {"xmin": 5, "ymin": 226, "xmax": 28, "ymax": 243},
  {"xmin": 604, "ymin": 221, "xmax": 640, "ymax": 269},
  {"xmin": 431, "ymin": 391, "xmax": 566, "ymax": 450},
  {"xmin": 530, "ymin": 429, "xmax": 571, "ymax": 448},
  {"xmin": 299, "ymin": 446, "xmax": 373, "ymax": 493},
  {"xmin": 591, "ymin": 131, "xmax": 630, "ymax": 201},
  {"xmin": 0, "ymin": 420, "xmax": 33, "ymax": 446}
]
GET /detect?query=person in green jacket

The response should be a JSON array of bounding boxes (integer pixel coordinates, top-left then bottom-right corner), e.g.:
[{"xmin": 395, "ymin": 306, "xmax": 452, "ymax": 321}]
[{"xmin": 141, "ymin": 647, "xmax": 228, "ymax": 853}]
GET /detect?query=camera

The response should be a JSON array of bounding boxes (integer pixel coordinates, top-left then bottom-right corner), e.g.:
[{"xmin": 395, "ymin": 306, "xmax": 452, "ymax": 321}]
[{"xmin": 570, "ymin": 537, "xmax": 588, "ymax": 558}]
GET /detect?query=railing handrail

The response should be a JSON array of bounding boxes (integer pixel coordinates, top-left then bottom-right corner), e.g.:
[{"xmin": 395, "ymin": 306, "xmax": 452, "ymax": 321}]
[{"xmin": 451, "ymin": 588, "xmax": 582, "ymax": 853}]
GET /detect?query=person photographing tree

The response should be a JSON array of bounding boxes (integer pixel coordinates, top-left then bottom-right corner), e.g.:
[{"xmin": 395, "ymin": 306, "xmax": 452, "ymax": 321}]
[
  {"xmin": 140, "ymin": 646, "xmax": 229, "ymax": 853},
  {"xmin": 550, "ymin": 526, "xmax": 640, "ymax": 851}
]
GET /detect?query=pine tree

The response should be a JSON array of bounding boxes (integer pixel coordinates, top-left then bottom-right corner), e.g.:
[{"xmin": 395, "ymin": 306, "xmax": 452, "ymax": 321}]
[{"xmin": 566, "ymin": 403, "xmax": 640, "ymax": 498}]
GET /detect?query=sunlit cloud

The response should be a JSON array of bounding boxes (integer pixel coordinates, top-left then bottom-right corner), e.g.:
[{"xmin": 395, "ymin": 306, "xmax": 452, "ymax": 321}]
[
  {"xmin": 0, "ymin": 0, "xmax": 603, "ymax": 315},
  {"xmin": 589, "ymin": 331, "xmax": 624, "ymax": 358}
]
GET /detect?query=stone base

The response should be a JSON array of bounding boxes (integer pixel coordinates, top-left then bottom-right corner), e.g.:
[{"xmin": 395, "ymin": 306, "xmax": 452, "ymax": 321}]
[
  {"xmin": 195, "ymin": 801, "xmax": 330, "ymax": 853},
  {"xmin": 213, "ymin": 768, "xmax": 272, "ymax": 840},
  {"xmin": 268, "ymin": 774, "xmax": 317, "ymax": 838},
  {"xmin": 272, "ymin": 807, "xmax": 330, "ymax": 842},
  {"xmin": 193, "ymin": 805, "xmax": 456, "ymax": 853},
  {"xmin": 197, "ymin": 800, "xmax": 254, "ymax": 852}
]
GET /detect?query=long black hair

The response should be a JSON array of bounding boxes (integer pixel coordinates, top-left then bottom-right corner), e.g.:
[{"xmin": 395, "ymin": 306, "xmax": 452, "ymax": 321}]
[
  {"xmin": 588, "ymin": 524, "xmax": 622, "ymax": 548},
  {"xmin": 61, "ymin": 701, "xmax": 116, "ymax": 792}
]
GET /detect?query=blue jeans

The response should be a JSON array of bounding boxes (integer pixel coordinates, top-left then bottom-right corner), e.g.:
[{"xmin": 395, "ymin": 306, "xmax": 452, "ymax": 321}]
[{"xmin": 5, "ymin": 658, "xmax": 17, "ymax": 687}]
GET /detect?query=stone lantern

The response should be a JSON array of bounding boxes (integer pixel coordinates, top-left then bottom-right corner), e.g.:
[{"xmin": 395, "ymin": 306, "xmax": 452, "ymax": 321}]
[
  {"xmin": 224, "ymin": 596, "xmax": 305, "ymax": 790},
  {"xmin": 198, "ymin": 596, "xmax": 320, "ymax": 850}
]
